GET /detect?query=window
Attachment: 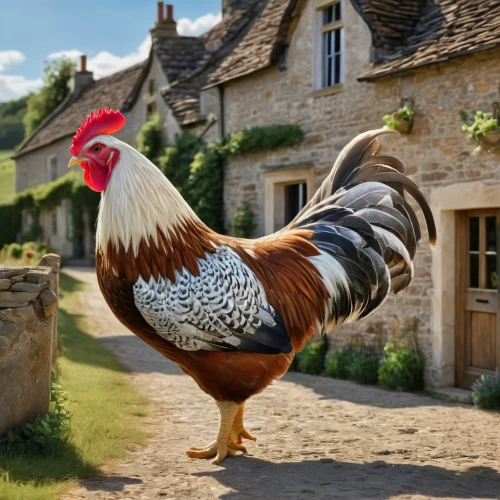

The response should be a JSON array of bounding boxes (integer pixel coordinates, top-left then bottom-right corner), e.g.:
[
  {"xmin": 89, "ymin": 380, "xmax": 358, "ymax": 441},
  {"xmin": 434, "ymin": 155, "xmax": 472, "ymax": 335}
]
[
  {"xmin": 263, "ymin": 167, "xmax": 314, "ymax": 234},
  {"xmin": 284, "ymin": 183, "xmax": 307, "ymax": 226},
  {"xmin": 321, "ymin": 2, "xmax": 343, "ymax": 88},
  {"xmin": 49, "ymin": 156, "xmax": 58, "ymax": 181},
  {"xmin": 149, "ymin": 79, "xmax": 155, "ymax": 95},
  {"xmin": 51, "ymin": 212, "xmax": 57, "ymax": 236},
  {"xmin": 468, "ymin": 214, "xmax": 497, "ymax": 290}
]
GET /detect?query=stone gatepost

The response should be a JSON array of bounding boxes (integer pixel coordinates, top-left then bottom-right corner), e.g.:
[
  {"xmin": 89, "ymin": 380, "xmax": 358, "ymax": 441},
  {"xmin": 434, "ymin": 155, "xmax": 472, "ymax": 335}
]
[{"xmin": 0, "ymin": 256, "xmax": 60, "ymax": 435}]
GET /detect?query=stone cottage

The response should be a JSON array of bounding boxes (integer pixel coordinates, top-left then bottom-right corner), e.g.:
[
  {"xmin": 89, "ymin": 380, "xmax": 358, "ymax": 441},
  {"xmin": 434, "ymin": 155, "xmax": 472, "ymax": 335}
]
[
  {"xmin": 13, "ymin": 0, "xmax": 265, "ymax": 257},
  {"xmin": 14, "ymin": 0, "xmax": 500, "ymax": 390},
  {"xmin": 197, "ymin": 0, "xmax": 500, "ymax": 390}
]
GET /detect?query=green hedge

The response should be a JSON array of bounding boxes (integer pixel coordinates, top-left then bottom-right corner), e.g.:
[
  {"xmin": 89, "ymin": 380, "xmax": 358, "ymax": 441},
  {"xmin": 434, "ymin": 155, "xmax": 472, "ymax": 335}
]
[
  {"xmin": 0, "ymin": 203, "xmax": 21, "ymax": 247},
  {"xmin": 0, "ymin": 170, "xmax": 99, "ymax": 247}
]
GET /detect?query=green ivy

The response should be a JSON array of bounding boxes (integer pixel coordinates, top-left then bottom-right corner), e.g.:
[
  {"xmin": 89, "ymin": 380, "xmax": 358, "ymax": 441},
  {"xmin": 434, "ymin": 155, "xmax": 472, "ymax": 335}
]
[
  {"xmin": 460, "ymin": 110, "xmax": 500, "ymax": 154},
  {"xmin": 0, "ymin": 384, "xmax": 71, "ymax": 455},
  {"xmin": 136, "ymin": 112, "xmax": 164, "ymax": 163},
  {"xmin": 232, "ymin": 202, "xmax": 257, "ymax": 238},
  {"xmin": 0, "ymin": 170, "xmax": 99, "ymax": 248},
  {"xmin": 155, "ymin": 124, "xmax": 303, "ymax": 234}
]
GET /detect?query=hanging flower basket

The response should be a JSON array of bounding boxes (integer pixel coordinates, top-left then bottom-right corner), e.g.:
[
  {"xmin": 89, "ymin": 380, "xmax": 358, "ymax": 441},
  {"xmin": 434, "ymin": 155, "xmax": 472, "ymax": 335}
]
[
  {"xmin": 382, "ymin": 100, "xmax": 414, "ymax": 135},
  {"xmin": 461, "ymin": 107, "xmax": 500, "ymax": 154}
]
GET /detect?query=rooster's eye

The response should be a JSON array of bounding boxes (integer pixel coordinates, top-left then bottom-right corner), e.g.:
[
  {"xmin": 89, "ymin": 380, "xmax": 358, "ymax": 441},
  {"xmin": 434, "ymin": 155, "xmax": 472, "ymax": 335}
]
[{"xmin": 93, "ymin": 145, "xmax": 102, "ymax": 154}]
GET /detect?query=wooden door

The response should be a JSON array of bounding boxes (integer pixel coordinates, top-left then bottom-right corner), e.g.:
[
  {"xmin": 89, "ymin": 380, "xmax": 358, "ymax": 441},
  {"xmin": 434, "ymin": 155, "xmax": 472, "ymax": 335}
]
[{"xmin": 456, "ymin": 209, "xmax": 500, "ymax": 388}]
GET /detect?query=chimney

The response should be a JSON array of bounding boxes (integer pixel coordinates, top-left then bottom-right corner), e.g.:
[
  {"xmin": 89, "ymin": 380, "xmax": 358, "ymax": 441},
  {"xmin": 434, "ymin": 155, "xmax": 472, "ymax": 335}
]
[
  {"xmin": 150, "ymin": 2, "xmax": 178, "ymax": 38},
  {"xmin": 70, "ymin": 55, "xmax": 94, "ymax": 98}
]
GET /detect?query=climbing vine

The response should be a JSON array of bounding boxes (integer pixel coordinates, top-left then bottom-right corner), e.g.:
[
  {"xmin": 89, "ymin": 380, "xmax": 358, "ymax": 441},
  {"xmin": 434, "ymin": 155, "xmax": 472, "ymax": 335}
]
[
  {"xmin": 0, "ymin": 170, "xmax": 100, "ymax": 247},
  {"xmin": 156, "ymin": 124, "xmax": 303, "ymax": 233}
]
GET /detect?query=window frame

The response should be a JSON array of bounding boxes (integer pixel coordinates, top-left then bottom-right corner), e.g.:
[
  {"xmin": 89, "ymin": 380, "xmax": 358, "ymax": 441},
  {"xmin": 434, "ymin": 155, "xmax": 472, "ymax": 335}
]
[
  {"xmin": 48, "ymin": 155, "xmax": 58, "ymax": 181},
  {"xmin": 263, "ymin": 167, "xmax": 315, "ymax": 234},
  {"xmin": 314, "ymin": 0, "xmax": 345, "ymax": 94}
]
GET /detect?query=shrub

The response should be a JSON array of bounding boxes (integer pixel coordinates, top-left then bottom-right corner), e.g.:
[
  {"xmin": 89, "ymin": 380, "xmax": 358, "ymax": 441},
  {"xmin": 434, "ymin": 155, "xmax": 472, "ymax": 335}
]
[
  {"xmin": 325, "ymin": 348, "xmax": 381, "ymax": 384},
  {"xmin": 325, "ymin": 348, "xmax": 356, "ymax": 379},
  {"xmin": 0, "ymin": 384, "xmax": 71, "ymax": 455},
  {"xmin": 295, "ymin": 340, "xmax": 328, "ymax": 375},
  {"xmin": 378, "ymin": 341, "xmax": 425, "ymax": 392},
  {"xmin": 232, "ymin": 202, "xmax": 257, "ymax": 238},
  {"xmin": 346, "ymin": 350, "xmax": 381, "ymax": 385},
  {"xmin": 7, "ymin": 242, "xmax": 22, "ymax": 259},
  {"xmin": 0, "ymin": 203, "xmax": 21, "ymax": 247},
  {"xmin": 136, "ymin": 112, "xmax": 163, "ymax": 163},
  {"xmin": 472, "ymin": 375, "xmax": 500, "ymax": 410}
]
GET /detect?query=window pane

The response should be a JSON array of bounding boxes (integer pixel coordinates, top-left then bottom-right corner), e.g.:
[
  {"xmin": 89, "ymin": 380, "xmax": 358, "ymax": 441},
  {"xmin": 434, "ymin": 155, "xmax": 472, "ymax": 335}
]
[
  {"xmin": 469, "ymin": 217, "xmax": 479, "ymax": 251},
  {"xmin": 334, "ymin": 2, "xmax": 341, "ymax": 21},
  {"xmin": 486, "ymin": 255, "xmax": 497, "ymax": 289},
  {"xmin": 327, "ymin": 56, "xmax": 333, "ymax": 87},
  {"xmin": 285, "ymin": 183, "xmax": 307, "ymax": 226},
  {"xmin": 334, "ymin": 54, "xmax": 341, "ymax": 84},
  {"xmin": 470, "ymin": 253, "xmax": 479, "ymax": 288},
  {"xmin": 323, "ymin": 6, "xmax": 333, "ymax": 24},
  {"xmin": 486, "ymin": 216, "xmax": 497, "ymax": 252},
  {"xmin": 334, "ymin": 29, "xmax": 341, "ymax": 53}
]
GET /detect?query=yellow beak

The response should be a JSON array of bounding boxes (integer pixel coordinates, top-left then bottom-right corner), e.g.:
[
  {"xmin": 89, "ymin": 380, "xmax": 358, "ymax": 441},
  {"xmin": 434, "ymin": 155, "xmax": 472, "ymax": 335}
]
[{"xmin": 68, "ymin": 156, "xmax": 86, "ymax": 168}]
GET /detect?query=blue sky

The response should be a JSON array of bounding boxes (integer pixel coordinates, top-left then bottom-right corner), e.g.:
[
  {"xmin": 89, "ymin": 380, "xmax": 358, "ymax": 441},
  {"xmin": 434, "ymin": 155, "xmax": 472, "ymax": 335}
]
[{"xmin": 0, "ymin": 1, "xmax": 221, "ymax": 101}]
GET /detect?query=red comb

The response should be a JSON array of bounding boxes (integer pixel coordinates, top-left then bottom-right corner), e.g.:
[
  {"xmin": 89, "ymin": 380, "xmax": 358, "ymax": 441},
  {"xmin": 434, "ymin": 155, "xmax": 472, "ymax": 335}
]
[{"xmin": 70, "ymin": 107, "xmax": 126, "ymax": 155}]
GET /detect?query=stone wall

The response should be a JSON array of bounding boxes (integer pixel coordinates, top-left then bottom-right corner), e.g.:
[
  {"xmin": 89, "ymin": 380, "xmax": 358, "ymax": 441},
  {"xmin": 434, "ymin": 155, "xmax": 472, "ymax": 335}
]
[
  {"xmin": 0, "ymin": 255, "xmax": 60, "ymax": 435},
  {"xmin": 217, "ymin": 0, "xmax": 500, "ymax": 386}
]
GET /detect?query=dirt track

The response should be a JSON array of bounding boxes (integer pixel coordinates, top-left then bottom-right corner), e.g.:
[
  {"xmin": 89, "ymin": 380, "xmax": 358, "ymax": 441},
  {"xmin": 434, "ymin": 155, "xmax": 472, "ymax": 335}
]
[{"xmin": 63, "ymin": 267, "xmax": 500, "ymax": 500}]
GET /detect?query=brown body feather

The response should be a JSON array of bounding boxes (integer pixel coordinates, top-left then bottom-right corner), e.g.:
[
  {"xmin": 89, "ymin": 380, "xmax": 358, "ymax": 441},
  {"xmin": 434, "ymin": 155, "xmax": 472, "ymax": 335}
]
[{"xmin": 96, "ymin": 223, "xmax": 327, "ymax": 402}]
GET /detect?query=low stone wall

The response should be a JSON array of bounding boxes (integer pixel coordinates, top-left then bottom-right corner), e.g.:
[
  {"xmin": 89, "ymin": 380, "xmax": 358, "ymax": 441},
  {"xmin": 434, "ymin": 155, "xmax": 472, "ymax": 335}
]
[{"xmin": 0, "ymin": 254, "xmax": 60, "ymax": 435}]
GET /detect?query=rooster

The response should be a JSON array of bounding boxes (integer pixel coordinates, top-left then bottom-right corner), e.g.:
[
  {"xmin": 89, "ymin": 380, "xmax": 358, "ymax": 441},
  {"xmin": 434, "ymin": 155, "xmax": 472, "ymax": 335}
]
[{"xmin": 69, "ymin": 108, "xmax": 436, "ymax": 465}]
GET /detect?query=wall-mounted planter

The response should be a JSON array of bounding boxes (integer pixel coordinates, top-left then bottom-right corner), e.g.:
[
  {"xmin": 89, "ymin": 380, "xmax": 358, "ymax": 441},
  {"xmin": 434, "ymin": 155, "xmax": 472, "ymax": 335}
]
[
  {"xmin": 461, "ymin": 105, "xmax": 500, "ymax": 154},
  {"xmin": 382, "ymin": 98, "xmax": 414, "ymax": 135}
]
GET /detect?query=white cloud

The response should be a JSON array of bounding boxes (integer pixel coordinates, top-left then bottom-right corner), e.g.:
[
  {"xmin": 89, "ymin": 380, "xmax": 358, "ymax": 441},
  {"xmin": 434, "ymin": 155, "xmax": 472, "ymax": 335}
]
[
  {"xmin": 0, "ymin": 50, "xmax": 41, "ymax": 101},
  {"xmin": 0, "ymin": 50, "xmax": 26, "ymax": 72},
  {"xmin": 48, "ymin": 36, "xmax": 151, "ymax": 79},
  {"xmin": 177, "ymin": 12, "xmax": 221, "ymax": 36},
  {"xmin": 47, "ymin": 11, "xmax": 222, "ymax": 78},
  {"xmin": 0, "ymin": 74, "xmax": 42, "ymax": 101}
]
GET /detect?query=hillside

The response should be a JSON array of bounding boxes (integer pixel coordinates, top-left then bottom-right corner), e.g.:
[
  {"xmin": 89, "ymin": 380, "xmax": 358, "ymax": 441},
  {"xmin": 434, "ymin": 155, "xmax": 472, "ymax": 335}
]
[
  {"xmin": 0, "ymin": 151, "xmax": 15, "ymax": 204},
  {"xmin": 0, "ymin": 95, "xmax": 28, "ymax": 150}
]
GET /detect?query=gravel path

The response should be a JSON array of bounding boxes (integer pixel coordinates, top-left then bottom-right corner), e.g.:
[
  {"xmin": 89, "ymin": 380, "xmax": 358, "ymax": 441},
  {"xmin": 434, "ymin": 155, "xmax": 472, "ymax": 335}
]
[{"xmin": 63, "ymin": 267, "xmax": 500, "ymax": 500}]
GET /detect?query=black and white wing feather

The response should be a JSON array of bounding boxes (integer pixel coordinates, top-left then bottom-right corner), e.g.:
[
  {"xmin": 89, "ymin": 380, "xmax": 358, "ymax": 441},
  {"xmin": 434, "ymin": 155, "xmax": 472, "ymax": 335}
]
[{"xmin": 133, "ymin": 246, "xmax": 291, "ymax": 354}]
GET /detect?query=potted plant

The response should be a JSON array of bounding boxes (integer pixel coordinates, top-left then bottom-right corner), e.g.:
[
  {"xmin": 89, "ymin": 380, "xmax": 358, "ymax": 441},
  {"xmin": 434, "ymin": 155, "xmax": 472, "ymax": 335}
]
[
  {"xmin": 461, "ymin": 106, "xmax": 500, "ymax": 154},
  {"xmin": 382, "ymin": 99, "xmax": 414, "ymax": 135}
]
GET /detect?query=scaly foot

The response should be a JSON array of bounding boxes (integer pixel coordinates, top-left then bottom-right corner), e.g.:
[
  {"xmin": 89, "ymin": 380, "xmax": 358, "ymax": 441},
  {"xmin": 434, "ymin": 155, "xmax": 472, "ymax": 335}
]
[
  {"xmin": 231, "ymin": 402, "xmax": 257, "ymax": 445},
  {"xmin": 231, "ymin": 423, "xmax": 257, "ymax": 445},
  {"xmin": 186, "ymin": 439, "xmax": 247, "ymax": 465}
]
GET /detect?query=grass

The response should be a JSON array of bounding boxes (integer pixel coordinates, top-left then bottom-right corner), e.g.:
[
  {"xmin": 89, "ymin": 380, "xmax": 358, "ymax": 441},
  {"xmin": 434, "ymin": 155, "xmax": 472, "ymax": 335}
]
[
  {"xmin": 0, "ymin": 150, "xmax": 14, "ymax": 204},
  {"xmin": 0, "ymin": 272, "xmax": 150, "ymax": 500}
]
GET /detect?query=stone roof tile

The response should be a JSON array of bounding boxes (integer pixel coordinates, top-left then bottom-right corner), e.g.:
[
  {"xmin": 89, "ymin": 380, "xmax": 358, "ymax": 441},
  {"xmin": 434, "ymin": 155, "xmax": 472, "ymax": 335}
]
[
  {"xmin": 14, "ymin": 62, "xmax": 145, "ymax": 158},
  {"xmin": 358, "ymin": 0, "xmax": 500, "ymax": 80},
  {"xmin": 161, "ymin": 88, "xmax": 203, "ymax": 126},
  {"xmin": 207, "ymin": 0, "xmax": 295, "ymax": 85}
]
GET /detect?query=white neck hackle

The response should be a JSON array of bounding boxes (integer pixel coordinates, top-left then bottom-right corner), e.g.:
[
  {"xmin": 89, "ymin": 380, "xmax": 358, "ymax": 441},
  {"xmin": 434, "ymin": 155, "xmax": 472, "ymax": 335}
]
[{"xmin": 93, "ymin": 135, "xmax": 198, "ymax": 257}]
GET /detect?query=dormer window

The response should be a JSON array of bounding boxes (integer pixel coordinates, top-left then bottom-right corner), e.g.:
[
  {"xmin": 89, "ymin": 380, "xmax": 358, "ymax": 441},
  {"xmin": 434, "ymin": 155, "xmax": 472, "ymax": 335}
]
[{"xmin": 322, "ymin": 2, "xmax": 343, "ymax": 88}]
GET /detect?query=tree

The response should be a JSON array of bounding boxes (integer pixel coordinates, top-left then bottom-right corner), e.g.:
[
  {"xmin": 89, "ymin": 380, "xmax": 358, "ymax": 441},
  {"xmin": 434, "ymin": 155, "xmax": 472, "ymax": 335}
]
[
  {"xmin": 0, "ymin": 95, "xmax": 28, "ymax": 149},
  {"xmin": 23, "ymin": 57, "xmax": 76, "ymax": 138}
]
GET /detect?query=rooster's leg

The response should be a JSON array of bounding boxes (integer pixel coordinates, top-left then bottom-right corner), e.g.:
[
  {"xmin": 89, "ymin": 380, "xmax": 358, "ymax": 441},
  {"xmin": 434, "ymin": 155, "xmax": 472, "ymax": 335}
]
[
  {"xmin": 231, "ymin": 402, "xmax": 257, "ymax": 444},
  {"xmin": 186, "ymin": 401, "xmax": 247, "ymax": 465}
]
